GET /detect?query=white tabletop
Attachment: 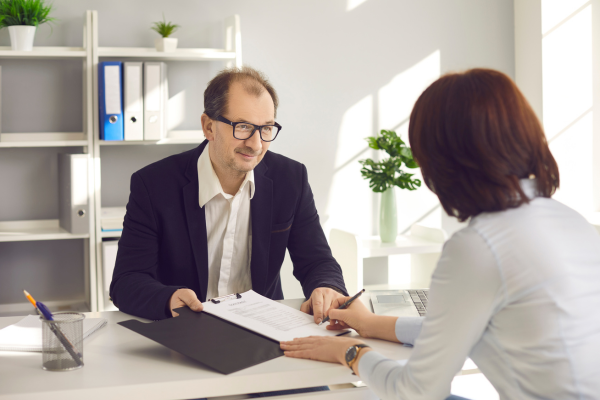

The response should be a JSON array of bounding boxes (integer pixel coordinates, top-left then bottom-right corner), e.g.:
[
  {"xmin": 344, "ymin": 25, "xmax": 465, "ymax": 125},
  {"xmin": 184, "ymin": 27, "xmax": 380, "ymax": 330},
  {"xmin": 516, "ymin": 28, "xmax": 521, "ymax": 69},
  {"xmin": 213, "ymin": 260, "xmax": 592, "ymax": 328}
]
[
  {"xmin": 0, "ymin": 299, "xmax": 411, "ymax": 400},
  {"xmin": 360, "ymin": 235, "xmax": 443, "ymax": 258}
]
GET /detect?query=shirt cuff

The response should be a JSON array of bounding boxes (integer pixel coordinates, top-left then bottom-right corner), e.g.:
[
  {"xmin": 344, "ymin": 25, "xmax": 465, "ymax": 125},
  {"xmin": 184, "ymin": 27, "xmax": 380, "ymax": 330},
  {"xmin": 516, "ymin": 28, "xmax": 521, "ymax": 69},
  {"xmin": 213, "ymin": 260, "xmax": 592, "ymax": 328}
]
[{"xmin": 395, "ymin": 316, "xmax": 425, "ymax": 345}]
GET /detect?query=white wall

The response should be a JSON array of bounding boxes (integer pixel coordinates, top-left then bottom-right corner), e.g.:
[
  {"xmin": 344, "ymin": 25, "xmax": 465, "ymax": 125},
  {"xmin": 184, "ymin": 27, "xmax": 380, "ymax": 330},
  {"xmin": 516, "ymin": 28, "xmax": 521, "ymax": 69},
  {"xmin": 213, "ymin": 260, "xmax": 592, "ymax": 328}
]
[
  {"xmin": 515, "ymin": 0, "xmax": 600, "ymax": 222},
  {"xmin": 0, "ymin": 0, "xmax": 515, "ymax": 301}
]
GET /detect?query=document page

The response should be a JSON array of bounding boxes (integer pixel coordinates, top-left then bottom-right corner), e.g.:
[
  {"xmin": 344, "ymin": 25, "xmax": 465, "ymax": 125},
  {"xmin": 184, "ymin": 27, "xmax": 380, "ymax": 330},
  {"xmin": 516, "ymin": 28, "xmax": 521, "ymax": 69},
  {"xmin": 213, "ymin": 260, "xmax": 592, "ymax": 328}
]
[{"xmin": 202, "ymin": 290, "xmax": 348, "ymax": 342}]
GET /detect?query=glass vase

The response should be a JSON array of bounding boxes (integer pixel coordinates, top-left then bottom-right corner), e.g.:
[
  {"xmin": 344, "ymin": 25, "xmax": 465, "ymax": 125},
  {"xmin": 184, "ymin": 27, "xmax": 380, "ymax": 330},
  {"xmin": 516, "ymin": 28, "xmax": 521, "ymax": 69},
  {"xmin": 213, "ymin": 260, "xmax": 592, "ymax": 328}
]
[{"xmin": 379, "ymin": 187, "xmax": 398, "ymax": 243}]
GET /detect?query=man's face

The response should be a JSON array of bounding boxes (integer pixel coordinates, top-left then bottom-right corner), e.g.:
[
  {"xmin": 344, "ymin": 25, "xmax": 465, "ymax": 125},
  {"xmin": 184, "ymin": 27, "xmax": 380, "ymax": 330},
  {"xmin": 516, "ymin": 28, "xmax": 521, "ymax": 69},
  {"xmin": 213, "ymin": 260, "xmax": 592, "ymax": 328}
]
[{"xmin": 205, "ymin": 81, "xmax": 275, "ymax": 176}]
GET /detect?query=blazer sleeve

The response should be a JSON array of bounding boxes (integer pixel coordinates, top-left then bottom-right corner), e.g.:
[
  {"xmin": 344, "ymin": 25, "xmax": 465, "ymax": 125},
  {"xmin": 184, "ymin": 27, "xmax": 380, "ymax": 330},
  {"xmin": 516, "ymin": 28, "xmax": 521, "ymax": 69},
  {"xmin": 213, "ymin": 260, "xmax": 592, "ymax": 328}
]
[
  {"xmin": 109, "ymin": 172, "xmax": 184, "ymax": 320},
  {"xmin": 287, "ymin": 164, "xmax": 348, "ymax": 298}
]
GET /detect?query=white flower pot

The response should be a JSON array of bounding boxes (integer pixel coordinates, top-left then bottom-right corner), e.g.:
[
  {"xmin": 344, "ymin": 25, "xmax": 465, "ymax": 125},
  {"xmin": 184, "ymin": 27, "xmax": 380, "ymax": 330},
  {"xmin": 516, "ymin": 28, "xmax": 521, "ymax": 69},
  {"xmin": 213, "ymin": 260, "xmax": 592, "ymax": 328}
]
[
  {"xmin": 8, "ymin": 25, "xmax": 37, "ymax": 51},
  {"xmin": 155, "ymin": 37, "xmax": 178, "ymax": 53}
]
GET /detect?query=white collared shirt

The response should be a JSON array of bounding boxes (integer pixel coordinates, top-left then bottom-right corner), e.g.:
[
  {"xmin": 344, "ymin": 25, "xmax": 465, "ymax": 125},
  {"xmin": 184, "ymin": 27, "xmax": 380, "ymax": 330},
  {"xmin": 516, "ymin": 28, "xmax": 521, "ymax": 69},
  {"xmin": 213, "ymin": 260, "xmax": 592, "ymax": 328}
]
[{"xmin": 197, "ymin": 144, "xmax": 255, "ymax": 300}]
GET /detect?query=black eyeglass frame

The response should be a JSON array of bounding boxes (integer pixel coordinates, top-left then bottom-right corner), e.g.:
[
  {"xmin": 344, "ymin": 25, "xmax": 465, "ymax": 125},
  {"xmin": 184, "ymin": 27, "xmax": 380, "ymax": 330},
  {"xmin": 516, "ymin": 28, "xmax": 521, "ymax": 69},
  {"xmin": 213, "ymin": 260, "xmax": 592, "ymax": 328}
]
[{"xmin": 216, "ymin": 115, "xmax": 282, "ymax": 142}]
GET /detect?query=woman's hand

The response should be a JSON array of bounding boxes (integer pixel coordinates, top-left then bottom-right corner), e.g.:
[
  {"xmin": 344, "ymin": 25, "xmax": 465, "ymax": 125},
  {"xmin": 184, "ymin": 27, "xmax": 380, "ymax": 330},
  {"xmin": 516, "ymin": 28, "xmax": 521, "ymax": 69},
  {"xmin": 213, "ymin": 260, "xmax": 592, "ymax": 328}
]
[
  {"xmin": 324, "ymin": 296, "xmax": 376, "ymax": 337},
  {"xmin": 326, "ymin": 296, "xmax": 402, "ymax": 343},
  {"xmin": 280, "ymin": 336, "xmax": 368, "ymax": 366}
]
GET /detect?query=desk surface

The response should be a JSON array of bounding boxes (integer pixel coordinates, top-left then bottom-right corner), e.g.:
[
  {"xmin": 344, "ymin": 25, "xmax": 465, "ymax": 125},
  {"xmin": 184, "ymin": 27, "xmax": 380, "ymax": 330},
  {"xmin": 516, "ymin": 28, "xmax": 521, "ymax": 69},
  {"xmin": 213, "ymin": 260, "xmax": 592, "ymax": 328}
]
[{"xmin": 0, "ymin": 299, "xmax": 411, "ymax": 400}]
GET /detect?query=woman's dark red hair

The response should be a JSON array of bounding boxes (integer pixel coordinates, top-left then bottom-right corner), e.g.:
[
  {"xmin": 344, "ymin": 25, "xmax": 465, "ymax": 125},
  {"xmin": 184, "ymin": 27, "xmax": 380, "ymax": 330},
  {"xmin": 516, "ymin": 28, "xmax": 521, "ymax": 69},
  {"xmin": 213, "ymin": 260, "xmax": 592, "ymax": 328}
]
[{"xmin": 408, "ymin": 68, "xmax": 559, "ymax": 221}]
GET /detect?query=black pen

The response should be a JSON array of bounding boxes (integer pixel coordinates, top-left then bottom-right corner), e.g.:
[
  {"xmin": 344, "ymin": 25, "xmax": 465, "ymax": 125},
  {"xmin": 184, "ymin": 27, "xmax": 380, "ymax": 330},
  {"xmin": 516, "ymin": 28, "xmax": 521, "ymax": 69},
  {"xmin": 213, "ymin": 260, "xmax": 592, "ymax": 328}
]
[{"xmin": 318, "ymin": 288, "xmax": 365, "ymax": 326}]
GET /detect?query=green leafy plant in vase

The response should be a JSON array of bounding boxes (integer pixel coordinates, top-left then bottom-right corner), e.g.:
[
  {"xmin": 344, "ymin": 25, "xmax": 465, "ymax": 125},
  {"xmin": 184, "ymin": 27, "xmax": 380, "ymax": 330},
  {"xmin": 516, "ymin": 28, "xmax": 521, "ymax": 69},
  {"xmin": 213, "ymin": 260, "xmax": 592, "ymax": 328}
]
[
  {"xmin": 151, "ymin": 13, "xmax": 180, "ymax": 53},
  {"xmin": 0, "ymin": 0, "xmax": 55, "ymax": 51},
  {"xmin": 359, "ymin": 129, "xmax": 421, "ymax": 242}
]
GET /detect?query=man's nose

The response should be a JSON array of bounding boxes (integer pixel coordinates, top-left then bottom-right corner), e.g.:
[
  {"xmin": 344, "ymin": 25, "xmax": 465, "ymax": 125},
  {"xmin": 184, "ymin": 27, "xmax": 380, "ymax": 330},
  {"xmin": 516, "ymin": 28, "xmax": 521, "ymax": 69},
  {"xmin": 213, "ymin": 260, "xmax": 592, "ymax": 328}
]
[{"xmin": 245, "ymin": 128, "xmax": 263, "ymax": 150}]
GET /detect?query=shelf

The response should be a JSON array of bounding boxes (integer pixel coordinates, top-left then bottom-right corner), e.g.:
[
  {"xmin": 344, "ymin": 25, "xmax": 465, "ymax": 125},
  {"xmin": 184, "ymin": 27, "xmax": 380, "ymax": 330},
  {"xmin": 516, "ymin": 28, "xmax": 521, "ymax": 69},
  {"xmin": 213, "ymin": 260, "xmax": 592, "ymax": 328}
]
[
  {"xmin": 0, "ymin": 133, "xmax": 89, "ymax": 148},
  {"xmin": 0, "ymin": 46, "xmax": 86, "ymax": 59},
  {"xmin": 97, "ymin": 47, "xmax": 236, "ymax": 61},
  {"xmin": 0, "ymin": 220, "xmax": 89, "ymax": 242},
  {"xmin": 99, "ymin": 130, "xmax": 204, "ymax": 146},
  {"xmin": 101, "ymin": 230, "xmax": 122, "ymax": 238}
]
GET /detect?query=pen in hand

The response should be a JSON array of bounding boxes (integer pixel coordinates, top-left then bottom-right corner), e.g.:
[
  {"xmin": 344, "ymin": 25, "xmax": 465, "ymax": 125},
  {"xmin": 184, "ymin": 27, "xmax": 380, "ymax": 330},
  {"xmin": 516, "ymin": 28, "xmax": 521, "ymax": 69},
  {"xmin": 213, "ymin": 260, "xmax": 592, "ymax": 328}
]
[{"xmin": 318, "ymin": 288, "xmax": 365, "ymax": 326}]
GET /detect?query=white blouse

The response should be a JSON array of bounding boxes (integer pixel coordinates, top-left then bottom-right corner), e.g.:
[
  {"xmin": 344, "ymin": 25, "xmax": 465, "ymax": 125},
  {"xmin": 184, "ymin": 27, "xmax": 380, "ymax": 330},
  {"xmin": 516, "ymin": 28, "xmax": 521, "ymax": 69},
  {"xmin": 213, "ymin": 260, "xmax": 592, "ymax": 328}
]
[{"xmin": 359, "ymin": 180, "xmax": 600, "ymax": 399}]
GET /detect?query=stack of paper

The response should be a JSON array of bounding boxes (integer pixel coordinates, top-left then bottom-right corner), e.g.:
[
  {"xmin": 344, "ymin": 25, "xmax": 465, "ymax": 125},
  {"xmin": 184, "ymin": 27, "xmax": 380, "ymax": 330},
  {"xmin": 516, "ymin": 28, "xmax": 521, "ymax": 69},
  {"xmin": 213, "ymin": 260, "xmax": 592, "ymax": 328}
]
[
  {"xmin": 202, "ymin": 290, "xmax": 349, "ymax": 342},
  {"xmin": 0, "ymin": 315, "xmax": 107, "ymax": 352},
  {"xmin": 101, "ymin": 207, "xmax": 126, "ymax": 231}
]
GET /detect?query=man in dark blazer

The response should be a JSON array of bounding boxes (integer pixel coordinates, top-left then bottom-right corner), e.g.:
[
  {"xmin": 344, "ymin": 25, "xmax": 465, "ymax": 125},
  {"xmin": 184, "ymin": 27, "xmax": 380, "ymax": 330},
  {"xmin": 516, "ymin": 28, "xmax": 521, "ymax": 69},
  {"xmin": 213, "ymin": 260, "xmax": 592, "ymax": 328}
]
[{"xmin": 110, "ymin": 66, "xmax": 347, "ymax": 321}]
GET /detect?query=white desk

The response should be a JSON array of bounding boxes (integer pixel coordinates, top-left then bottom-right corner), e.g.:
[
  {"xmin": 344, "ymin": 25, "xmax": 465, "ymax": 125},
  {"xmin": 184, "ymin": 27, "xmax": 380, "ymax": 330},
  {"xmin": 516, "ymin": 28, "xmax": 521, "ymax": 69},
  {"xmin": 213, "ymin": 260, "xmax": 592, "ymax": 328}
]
[{"xmin": 0, "ymin": 299, "xmax": 410, "ymax": 400}]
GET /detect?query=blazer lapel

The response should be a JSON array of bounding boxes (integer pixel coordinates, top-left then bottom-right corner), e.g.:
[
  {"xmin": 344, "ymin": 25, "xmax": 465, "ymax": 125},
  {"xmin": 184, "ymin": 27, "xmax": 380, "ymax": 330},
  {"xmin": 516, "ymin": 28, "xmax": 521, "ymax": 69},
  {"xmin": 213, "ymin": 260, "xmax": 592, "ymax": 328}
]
[
  {"xmin": 183, "ymin": 141, "xmax": 209, "ymax": 301},
  {"xmin": 250, "ymin": 160, "xmax": 273, "ymax": 295}
]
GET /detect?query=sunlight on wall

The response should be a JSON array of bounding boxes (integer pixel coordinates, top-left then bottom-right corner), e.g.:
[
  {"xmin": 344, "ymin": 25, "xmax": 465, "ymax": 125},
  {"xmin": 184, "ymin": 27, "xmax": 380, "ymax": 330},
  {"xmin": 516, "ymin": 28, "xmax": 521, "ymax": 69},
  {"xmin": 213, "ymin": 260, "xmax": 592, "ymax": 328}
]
[
  {"xmin": 167, "ymin": 90, "xmax": 186, "ymax": 131},
  {"xmin": 377, "ymin": 50, "xmax": 442, "ymax": 234},
  {"xmin": 541, "ymin": 0, "xmax": 589, "ymax": 34},
  {"xmin": 542, "ymin": 5, "xmax": 592, "ymax": 140},
  {"xmin": 542, "ymin": 2, "xmax": 593, "ymax": 215},
  {"xmin": 550, "ymin": 113, "xmax": 594, "ymax": 212},
  {"xmin": 378, "ymin": 50, "xmax": 441, "ymax": 131},
  {"xmin": 324, "ymin": 95, "xmax": 373, "ymax": 235},
  {"xmin": 346, "ymin": 0, "xmax": 369, "ymax": 12}
]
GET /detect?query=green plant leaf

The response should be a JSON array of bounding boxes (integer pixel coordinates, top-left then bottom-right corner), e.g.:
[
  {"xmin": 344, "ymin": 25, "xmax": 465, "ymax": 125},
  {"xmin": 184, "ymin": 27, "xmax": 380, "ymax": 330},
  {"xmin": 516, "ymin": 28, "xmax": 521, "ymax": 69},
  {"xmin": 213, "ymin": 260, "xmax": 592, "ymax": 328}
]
[
  {"xmin": 151, "ymin": 12, "xmax": 180, "ymax": 38},
  {"xmin": 0, "ymin": 0, "xmax": 55, "ymax": 28},
  {"xmin": 359, "ymin": 129, "xmax": 421, "ymax": 192}
]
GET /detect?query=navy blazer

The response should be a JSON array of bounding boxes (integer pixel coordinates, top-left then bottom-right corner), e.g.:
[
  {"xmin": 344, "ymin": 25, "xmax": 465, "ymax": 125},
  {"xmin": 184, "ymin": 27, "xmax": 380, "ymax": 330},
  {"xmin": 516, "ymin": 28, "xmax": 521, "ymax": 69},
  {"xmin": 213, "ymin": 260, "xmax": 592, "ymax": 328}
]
[{"xmin": 110, "ymin": 140, "xmax": 347, "ymax": 320}]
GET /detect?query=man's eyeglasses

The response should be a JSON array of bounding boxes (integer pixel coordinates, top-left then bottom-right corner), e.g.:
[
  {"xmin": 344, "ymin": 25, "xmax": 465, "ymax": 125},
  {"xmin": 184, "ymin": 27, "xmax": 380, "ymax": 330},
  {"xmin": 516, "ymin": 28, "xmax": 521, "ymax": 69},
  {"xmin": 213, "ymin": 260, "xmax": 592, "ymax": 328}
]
[{"xmin": 217, "ymin": 115, "xmax": 282, "ymax": 142}]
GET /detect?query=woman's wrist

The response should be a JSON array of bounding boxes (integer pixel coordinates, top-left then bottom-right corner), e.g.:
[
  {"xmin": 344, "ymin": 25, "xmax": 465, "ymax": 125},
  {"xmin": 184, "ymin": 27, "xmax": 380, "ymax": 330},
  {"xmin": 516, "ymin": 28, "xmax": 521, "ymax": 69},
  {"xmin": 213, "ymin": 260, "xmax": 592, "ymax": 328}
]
[
  {"xmin": 358, "ymin": 313, "xmax": 379, "ymax": 338},
  {"xmin": 361, "ymin": 315, "xmax": 399, "ymax": 342},
  {"xmin": 351, "ymin": 347, "xmax": 373, "ymax": 376}
]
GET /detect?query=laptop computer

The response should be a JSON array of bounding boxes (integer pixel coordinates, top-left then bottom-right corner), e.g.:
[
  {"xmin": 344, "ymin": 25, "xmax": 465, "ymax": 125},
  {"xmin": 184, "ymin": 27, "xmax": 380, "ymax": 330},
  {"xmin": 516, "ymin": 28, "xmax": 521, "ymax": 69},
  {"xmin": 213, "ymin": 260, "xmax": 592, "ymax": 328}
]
[{"xmin": 370, "ymin": 289, "xmax": 429, "ymax": 317}]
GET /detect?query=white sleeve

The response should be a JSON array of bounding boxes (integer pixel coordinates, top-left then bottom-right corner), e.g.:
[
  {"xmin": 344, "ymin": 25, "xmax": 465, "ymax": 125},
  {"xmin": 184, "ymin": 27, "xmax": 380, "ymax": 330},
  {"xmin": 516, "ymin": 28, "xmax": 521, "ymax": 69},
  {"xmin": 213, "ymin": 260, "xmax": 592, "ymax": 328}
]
[
  {"xmin": 358, "ymin": 227, "xmax": 504, "ymax": 400},
  {"xmin": 395, "ymin": 317, "xmax": 424, "ymax": 345}
]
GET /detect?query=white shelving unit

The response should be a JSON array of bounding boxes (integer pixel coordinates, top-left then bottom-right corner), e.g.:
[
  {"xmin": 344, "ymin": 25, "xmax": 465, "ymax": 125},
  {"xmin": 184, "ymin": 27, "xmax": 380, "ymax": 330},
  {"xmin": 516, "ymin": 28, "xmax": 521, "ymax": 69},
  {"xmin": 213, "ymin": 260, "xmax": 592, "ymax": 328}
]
[
  {"xmin": 0, "ymin": 46, "xmax": 86, "ymax": 58},
  {"xmin": 0, "ymin": 220, "xmax": 90, "ymax": 242},
  {"xmin": 329, "ymin": 226, "xmax": 446, "ymax": 295},
  {"xmin": 0, "ymin": 132, "xmax": 88, "ymax": 148},
  {"xmin": 0, "ymin": 10, "xmax": 242, "ymax": 315},
  {"xmin": 0, "ymin": 11, "xmax": 97, "ymax": 316},
  {"xmin": 90, "ymin": 11, "xmax": 242, "ymax": 311}
]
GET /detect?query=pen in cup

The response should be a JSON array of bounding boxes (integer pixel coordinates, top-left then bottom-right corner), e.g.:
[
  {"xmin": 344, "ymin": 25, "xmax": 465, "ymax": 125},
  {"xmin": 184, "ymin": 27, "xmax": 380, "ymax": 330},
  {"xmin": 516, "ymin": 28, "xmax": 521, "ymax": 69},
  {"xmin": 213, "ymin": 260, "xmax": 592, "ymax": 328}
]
[
  {"xmin": 23, "ymin": 290, "xmax": 84, "ymax": 367},
  {"xmin": 318, "ymin": 288, "xmax": 366, "ymax": 326}
]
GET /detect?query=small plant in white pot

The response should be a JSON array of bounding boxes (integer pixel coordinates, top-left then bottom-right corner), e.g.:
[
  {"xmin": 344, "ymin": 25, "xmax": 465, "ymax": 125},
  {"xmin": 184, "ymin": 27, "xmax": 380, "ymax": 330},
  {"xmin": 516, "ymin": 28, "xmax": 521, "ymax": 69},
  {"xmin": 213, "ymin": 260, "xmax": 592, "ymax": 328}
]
[
  {"xmin": 0, "ymin": 0, "xmax": 55, "ymax": 51},
  {"xmin": 152, "ymin": 14, "xmax": 179, "ymax": 53}
]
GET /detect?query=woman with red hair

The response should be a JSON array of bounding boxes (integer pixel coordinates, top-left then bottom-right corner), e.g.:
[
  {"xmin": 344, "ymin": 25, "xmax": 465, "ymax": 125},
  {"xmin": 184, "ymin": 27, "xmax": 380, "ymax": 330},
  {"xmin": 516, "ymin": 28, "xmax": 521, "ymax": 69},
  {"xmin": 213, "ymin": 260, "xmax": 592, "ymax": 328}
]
[{"xmin": 280, "ymin": 69, "xmax": 600, "ymax": 399}]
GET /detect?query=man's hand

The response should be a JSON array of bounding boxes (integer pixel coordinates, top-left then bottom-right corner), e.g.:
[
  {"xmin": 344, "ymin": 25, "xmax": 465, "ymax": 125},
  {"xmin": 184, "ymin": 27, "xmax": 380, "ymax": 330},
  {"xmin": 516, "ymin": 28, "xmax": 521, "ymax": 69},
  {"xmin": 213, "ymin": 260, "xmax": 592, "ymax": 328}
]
[
  {"xmin": 300, "ymin": 287, "xmax": 346, "ymax": 324},
  {"xmin": 169, "ymin": 289, "xmax": 203, "ymax": 317}
]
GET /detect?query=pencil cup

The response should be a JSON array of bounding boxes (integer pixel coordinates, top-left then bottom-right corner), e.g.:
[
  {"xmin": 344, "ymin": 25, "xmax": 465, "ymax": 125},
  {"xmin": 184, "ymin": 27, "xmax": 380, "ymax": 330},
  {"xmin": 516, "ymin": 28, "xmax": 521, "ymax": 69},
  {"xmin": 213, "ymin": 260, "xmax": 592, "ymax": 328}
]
[{"xmin": 41, "ymin": 312, "xmax": 85, "ymax": 371}]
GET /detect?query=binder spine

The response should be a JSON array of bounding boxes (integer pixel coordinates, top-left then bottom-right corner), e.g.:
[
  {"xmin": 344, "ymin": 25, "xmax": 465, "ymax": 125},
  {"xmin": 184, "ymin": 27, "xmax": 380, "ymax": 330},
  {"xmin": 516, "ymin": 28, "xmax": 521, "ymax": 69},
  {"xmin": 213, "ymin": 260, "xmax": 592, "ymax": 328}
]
[
  {"xmin": 124, "ymin": 62, "xmax": 144, "ymax": 141},
  {"xmin": 143, "ymin": 62, "xmax": 167, "ymax": 140},
  {"xmin": 58, "ymin": 154, "xmax": 89, "ymax": 234},
  {"xmin": 99, "ymin": 61, "xmax": 124, "ymax": 141}
]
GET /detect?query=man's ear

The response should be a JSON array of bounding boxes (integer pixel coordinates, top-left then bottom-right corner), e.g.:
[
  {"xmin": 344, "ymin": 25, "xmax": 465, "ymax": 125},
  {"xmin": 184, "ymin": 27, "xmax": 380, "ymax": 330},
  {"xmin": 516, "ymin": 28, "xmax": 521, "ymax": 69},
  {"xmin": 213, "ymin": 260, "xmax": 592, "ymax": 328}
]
[{"xmin": 201, "ymin": 113, "xmax": 215, "ymax": 141}]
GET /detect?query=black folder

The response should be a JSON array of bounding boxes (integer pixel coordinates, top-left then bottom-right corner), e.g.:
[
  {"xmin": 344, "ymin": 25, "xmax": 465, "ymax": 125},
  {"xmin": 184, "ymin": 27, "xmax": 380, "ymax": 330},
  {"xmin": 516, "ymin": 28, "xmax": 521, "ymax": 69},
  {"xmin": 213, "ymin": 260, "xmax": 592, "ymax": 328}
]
[{"xmin": 118, "ymin": 306, "xmax": 283, "ymax": 374}]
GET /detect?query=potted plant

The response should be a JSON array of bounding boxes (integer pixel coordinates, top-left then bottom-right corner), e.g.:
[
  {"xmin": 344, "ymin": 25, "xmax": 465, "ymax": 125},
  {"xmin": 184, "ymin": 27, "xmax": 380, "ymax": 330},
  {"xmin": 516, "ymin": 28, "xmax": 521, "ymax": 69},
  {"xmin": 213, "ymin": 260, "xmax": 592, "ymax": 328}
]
[
  {"xmin": 152, "ymin": 14, "xmax": 179, "ymax": 53},
  {"xmin": 359, "ymin": 129, "xmax": 421, "ymax": 242},
  {"xmin": 0, "ymin": 0, "xmax": 54, "ymax": 51}
]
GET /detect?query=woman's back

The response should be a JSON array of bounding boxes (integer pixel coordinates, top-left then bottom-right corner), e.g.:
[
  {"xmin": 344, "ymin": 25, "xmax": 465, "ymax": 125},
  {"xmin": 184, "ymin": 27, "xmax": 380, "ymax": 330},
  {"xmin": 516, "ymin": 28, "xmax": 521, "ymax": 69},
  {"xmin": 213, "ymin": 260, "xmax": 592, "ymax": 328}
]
[{"xmin": 465, "ymin": 181, "xmax": 600, "ymax": 399}]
